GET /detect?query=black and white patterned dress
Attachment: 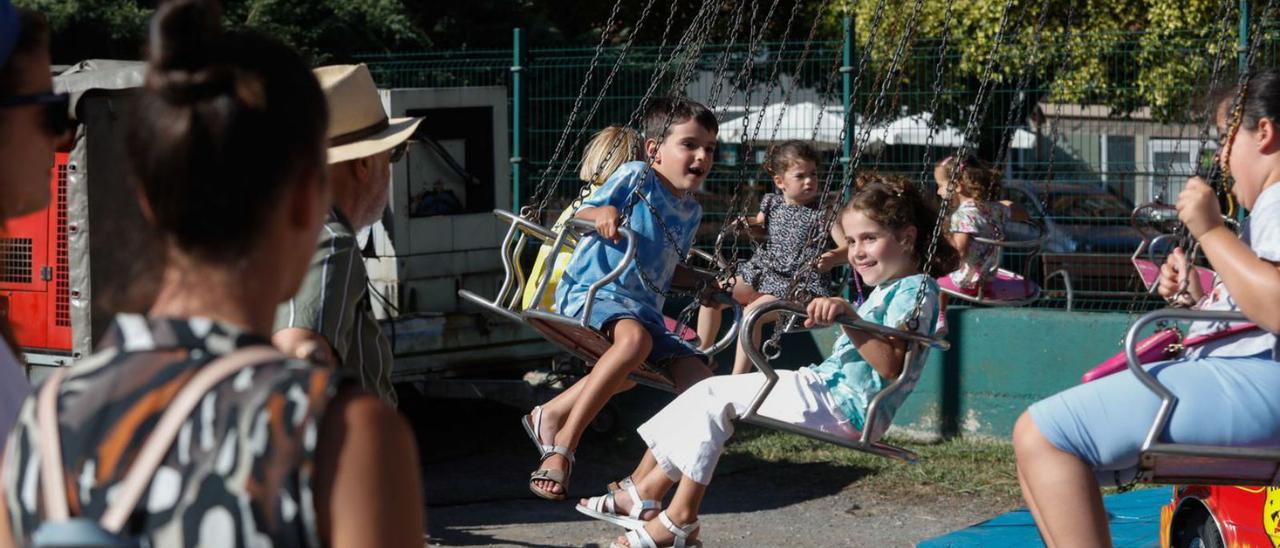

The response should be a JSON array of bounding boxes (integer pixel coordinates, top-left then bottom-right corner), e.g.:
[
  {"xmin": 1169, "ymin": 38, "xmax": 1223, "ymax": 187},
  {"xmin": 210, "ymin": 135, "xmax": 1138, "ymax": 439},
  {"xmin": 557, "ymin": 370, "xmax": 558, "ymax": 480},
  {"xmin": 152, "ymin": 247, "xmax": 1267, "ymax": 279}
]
[{"xmin": 739, "ymin": 193, "xmax": 833, "ymax": 300}]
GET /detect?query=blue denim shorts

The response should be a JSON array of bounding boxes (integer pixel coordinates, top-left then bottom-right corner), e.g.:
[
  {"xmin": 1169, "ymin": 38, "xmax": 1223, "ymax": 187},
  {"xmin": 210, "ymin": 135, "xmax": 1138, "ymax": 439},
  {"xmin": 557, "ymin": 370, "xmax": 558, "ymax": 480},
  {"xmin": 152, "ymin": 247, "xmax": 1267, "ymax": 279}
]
[{"xmin": 567, "ymin": 294, "xmax": 707, "ymax": 366}]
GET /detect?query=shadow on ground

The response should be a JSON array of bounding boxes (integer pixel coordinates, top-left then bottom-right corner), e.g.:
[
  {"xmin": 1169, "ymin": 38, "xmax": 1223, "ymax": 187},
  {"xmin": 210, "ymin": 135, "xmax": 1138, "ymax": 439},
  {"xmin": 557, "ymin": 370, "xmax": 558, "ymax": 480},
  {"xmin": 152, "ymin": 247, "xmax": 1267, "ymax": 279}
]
[{"xmin": 399, "ymin": 379, "xmax": 878, "ymax": 545}]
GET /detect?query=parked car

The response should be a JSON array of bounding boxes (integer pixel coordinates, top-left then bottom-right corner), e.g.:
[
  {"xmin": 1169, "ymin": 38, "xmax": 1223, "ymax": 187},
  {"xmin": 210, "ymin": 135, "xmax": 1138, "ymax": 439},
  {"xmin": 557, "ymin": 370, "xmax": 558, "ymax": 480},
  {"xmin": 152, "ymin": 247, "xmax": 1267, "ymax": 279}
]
[
  {"xmin": 1001, "ymin": 182, "xmax": 1150, "ymax": 300},
  {"xmin": 1002, "ymin": 181, "xmax": 1146, "ymax": 254}
]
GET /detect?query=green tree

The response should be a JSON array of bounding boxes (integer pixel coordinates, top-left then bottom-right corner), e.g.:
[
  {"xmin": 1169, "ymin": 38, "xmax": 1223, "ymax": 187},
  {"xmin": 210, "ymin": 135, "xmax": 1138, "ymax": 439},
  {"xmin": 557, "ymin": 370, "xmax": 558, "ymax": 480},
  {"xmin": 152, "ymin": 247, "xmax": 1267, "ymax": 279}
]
[{"xmin": 17, "ymin": 0, "xmax": 426, "ymax": 64}]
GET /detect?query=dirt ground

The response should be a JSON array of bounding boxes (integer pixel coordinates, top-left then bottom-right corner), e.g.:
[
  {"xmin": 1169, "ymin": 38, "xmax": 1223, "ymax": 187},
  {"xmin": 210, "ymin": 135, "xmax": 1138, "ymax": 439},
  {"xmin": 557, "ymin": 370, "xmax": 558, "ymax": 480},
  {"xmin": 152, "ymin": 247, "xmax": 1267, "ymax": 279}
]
[{"xmin": 406, "ymin": 394, "xmax": 1018, "ymax": 547}]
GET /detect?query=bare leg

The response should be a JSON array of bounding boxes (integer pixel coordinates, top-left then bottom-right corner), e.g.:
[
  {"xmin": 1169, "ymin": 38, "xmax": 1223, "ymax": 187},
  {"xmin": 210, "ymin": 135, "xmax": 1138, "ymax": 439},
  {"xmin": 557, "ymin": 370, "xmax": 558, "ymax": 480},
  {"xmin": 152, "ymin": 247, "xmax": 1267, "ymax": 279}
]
[
  {"xmin": 532, "ymin": 320, "xmax": 652, "ymax": 496},
  {"xmin": 695, "ymin": 302, "xmax": 723, "ymax": 353},
  {"xmin": 732, "ymin": 294, "xmax": 779, "ymax": 375},
  {"xmin": 1016, "ymin": 458, "xmax": 1053, "ymax": 548},
  {"xmin": 1013, "ymin": 411, "xmax": 1111, "ymax": 548},
  {"xmin": 537, "ymin": 377, "xmax": 636, "ymax": 444}
]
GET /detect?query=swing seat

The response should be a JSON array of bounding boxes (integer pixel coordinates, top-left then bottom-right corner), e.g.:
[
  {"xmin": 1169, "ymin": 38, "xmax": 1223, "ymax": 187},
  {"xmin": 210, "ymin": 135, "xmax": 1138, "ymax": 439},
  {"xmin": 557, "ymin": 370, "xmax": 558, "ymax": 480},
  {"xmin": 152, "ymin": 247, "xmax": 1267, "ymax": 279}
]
[
  {"xmin": 1136, "ymin": 446, "xmax": 1280, "ymax": 485},
  {"xmin": 517, "ymin": 219, "xmax": 742, "ymax": 392},
  {"xmin": 938, "ymin": 269, "xmax": 1041, "ymax": 305},
  {"xmin": 936, "ymin": 232, "xmax": 1046, "ymax": 306},
  {"xmin": 739, "ymin": 299, "xmax": 949, "ymax": 463},
  {"xmin": 1123, "ymin": 308, "xmax": 1280, "ymax": 486},
  {"xmin": 523, "ymin": 309, "xmax": 680, "ymax": 391}
]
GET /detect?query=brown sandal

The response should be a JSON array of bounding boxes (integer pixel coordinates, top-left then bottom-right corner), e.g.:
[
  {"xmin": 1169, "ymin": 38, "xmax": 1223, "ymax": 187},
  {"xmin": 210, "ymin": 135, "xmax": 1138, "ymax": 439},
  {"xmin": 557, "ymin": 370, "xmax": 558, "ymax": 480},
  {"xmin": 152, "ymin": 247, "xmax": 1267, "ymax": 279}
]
[{"xmin": 528, "ymin": 445, "xmax": 574, "ymax": 501}]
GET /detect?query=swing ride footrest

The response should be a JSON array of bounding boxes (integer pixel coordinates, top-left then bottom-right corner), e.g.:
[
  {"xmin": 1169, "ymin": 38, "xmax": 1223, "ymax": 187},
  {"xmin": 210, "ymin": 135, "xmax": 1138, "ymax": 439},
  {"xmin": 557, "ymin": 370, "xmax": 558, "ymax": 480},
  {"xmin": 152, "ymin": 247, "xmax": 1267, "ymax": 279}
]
[
  {"xmin": 1138, "ymin": 444, "xmax": 1280, "ymax": 486},
  {"xmin": 458, "ymin": 289, "xmax": 524, "ymax": 323},
  {"xmin": 522, "ymin": 309, "xmax": 677, "ymax": 392}
]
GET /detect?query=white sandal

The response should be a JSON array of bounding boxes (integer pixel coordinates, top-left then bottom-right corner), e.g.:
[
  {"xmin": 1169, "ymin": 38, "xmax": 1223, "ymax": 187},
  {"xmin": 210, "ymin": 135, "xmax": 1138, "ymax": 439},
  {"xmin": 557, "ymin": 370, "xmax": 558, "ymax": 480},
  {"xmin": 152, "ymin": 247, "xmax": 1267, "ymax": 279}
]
[
  {"xmin": 520, "ymin": 406, "xmax": 553, "ymax": 458},
  {"xmin": 611, "ymin": 511, "xmax": 702, "ymax": 548},
  {"xmin": 576, "ymin": 481, "xmax": 661, "ymax": 529}
]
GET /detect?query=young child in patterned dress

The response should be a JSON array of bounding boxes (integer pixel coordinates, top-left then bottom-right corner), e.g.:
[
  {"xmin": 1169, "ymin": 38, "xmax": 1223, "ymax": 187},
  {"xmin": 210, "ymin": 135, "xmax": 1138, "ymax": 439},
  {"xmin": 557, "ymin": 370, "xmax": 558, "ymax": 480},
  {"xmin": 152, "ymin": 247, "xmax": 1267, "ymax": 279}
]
[
  {"xmin": 933, "ymin": 153, "xmax": 1018, "ymax": 334},
  {"xmin": 697, "ymin": 140, "xmax": 848, "ymax": 375}
]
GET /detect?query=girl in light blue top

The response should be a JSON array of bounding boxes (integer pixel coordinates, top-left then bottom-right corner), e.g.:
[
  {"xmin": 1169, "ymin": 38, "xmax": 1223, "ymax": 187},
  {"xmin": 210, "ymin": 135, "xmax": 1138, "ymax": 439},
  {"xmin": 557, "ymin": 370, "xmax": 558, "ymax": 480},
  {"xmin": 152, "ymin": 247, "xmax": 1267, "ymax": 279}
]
[
  {"xmin": 574, "ymin": 174, "xmax": 959, "ymax": 548},
  {"xmin": 1016, "ymin": 70, "xmax": 1280, "ymax": 546}
]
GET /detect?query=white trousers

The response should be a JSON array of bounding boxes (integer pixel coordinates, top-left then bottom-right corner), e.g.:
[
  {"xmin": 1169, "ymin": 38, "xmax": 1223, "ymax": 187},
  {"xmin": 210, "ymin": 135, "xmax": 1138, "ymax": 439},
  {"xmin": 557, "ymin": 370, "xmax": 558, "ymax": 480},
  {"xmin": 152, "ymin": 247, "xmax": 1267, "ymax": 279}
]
[{"xmin": 636, "ymin": 368, "xmax": 856, "ymax": 485}]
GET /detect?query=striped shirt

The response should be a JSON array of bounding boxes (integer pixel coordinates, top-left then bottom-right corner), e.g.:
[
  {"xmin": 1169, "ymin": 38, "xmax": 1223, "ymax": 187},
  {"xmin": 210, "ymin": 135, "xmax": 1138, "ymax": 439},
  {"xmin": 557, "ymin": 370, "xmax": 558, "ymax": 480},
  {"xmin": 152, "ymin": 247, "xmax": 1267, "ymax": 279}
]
[
  {"xmin": 2, "ymin": 315, "xmax": 343, "ymax": 546},
  {"xmin": 274, "ymin": 209, "xmax": 395, "ymax": 404}
]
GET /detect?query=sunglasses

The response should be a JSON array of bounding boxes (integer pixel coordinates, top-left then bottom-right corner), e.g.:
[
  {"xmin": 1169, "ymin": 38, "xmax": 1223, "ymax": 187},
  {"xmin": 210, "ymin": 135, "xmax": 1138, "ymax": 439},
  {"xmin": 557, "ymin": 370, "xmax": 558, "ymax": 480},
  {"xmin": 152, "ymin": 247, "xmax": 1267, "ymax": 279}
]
[
  {"xmin": 389, "ymin": 141, "xmax": 409, "ymax": 163},
  {"xmin": 0, "ymin": 92, "xmax": 72, "ymax": 136}
]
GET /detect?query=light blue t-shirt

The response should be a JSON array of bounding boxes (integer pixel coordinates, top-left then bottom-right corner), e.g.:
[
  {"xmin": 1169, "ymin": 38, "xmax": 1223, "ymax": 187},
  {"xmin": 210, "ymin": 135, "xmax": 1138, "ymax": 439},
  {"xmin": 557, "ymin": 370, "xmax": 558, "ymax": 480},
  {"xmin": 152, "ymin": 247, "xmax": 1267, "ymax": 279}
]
[
  {"xmin": 807, "ymin": 274, "xmax": 939, "ymax": 433},
  {"xmin": 556, "ymin": 161, "xmax": 702, "ymax": 322}
]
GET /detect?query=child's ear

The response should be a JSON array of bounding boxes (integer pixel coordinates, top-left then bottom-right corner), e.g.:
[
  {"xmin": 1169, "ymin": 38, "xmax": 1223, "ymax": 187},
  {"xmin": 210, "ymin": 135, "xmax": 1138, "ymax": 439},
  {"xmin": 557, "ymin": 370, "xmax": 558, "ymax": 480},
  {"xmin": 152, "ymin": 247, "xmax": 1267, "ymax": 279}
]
[
  {"xmin": 1257, "ymin": 117, "xmax": 1278, "ymax": 153},
  {"xmin": 645, "ymin": 138, "xmax": 661, "ymax": 161},
  {"xmin": 898, "ymin": 226, "xmax": 918, "ymax": 250}
]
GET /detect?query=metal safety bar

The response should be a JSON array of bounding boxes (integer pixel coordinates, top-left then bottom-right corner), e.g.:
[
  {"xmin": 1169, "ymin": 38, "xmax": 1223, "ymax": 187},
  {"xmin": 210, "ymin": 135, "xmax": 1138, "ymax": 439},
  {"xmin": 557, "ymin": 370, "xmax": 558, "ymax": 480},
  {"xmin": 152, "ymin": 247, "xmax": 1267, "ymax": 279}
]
[
  {"xmin": 1125, "ymin": 308, "xmax": 1280, "ymax": 484},
  {"xmin": 738, "ymin": 299, "xmax": 949, "ymax": 462},
  {"xmin": 458, "ymin": 209, "xmax": 560, "ymax": 323},
  {"xmin": 522, "ymin": 219, "xmax": 743, "ymax": 358}
]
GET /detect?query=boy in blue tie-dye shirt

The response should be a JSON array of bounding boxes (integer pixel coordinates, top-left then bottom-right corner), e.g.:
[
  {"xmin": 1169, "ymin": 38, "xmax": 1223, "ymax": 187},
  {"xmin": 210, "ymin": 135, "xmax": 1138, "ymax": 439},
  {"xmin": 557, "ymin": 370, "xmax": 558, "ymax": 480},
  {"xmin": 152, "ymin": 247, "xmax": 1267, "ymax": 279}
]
[{"xmin": 524, "ymin": 98, "xmax": 720, "ymax": 501}]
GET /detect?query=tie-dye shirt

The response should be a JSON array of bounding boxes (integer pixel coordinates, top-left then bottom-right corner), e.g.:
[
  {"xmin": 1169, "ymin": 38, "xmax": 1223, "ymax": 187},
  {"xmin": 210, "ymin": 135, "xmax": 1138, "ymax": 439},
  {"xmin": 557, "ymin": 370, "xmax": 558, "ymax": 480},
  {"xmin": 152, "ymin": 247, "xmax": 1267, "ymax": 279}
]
[
  {"xmin": 556, "ymin": 161, "xmax": 702, "ymax": 323},
  {"xmin": 2, "ymin": 315, "xmax": 345, "ymax": 547},
  {"xmin": 807, "ymin": 274, "xmax": 939, "ymax": 435}
]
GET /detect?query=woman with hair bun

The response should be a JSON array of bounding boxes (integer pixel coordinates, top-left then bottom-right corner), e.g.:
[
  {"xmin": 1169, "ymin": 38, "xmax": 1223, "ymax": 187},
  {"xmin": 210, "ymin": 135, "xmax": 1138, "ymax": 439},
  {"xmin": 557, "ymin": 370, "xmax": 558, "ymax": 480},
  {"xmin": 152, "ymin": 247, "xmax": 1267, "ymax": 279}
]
[{"xmin": 0, "ymin": 1, "xmax": 424, "ymax": 546}]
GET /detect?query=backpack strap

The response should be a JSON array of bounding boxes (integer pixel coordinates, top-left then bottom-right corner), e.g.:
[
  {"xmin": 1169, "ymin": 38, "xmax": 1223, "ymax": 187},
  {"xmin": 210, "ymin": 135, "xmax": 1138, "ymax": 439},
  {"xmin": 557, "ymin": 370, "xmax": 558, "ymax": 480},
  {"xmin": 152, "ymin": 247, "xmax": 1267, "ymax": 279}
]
[{"xmin": 36, "ymin": 346, "xmax": 286, "ymax": 532}]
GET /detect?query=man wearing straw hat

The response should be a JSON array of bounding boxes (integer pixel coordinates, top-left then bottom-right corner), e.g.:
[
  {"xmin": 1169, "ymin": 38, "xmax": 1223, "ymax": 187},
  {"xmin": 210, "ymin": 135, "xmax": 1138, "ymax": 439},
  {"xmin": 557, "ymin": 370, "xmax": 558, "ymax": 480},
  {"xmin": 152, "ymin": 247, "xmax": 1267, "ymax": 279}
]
[{"xmin": 274, "ymin": 64, "xmax": 422, "ymax": 405}]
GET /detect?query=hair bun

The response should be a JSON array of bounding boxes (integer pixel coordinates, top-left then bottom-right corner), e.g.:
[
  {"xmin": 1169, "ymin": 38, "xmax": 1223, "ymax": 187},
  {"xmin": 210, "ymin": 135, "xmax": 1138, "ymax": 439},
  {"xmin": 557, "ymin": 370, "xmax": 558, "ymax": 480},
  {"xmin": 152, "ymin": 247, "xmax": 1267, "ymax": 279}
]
[{"xmin": 146, "ymin": 0, "xmax": 228, "ymax": 103}]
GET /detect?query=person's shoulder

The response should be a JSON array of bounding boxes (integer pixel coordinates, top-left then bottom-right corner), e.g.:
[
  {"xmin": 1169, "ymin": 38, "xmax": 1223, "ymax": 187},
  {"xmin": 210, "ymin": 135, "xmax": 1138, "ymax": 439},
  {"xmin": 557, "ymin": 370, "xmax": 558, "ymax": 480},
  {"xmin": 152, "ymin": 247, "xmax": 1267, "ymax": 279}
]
[
  {"xmin": 1252, "ymin": 183, "xmax": 1280, "ymax": 220},
  {"xmin": 884, "ymin": 273, "xmax": 936, "ymax": 299}
]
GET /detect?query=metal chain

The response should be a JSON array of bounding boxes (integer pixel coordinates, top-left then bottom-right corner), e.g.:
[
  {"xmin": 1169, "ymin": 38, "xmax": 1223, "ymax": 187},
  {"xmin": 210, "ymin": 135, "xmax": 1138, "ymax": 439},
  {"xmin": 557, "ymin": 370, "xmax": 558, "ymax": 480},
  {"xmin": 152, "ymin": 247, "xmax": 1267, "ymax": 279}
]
[
  {"xmin": 1170, "ymin": 0, "xmax": 1278, "ymax": 305},
  {"xmin": 525, "ymin": 0, "xmax": 631, "ymax": 216},
  {"xmin": 784, "ymin": 0, "xmax": 926, "ymax": 307},
  {"xmin": 720, "ymin": 0, "xmax": 829, "ymax": 276},
  {"xmin": 703, "ymin": 0, "xmax": 788, "ymax": 295},
  {"xmin": 910, "ymin": 0, "xmax": 958, "ymax": 193},
  {"xmin": 535, "ymin": 0, "xmax": 665, "ymax": 218},
  {"xmin": 993, "ymin": 0, "xmax": 1055, "ymax": 169},
  {"xmin": 907, "ymin": 0, "xmax": 1019, "ymax": 328},
  {"xmin": 560, "ymin": 1, "xmax": 719, "ymax": 223}
]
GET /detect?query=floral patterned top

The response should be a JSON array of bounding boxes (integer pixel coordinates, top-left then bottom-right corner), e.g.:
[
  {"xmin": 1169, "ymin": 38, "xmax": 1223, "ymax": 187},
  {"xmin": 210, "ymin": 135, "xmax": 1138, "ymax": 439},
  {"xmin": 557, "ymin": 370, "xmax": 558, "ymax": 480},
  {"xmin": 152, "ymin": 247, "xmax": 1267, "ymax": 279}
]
[{"xmin": 947, "ymin": 200, "xmax": 1010, "ymax": 289}]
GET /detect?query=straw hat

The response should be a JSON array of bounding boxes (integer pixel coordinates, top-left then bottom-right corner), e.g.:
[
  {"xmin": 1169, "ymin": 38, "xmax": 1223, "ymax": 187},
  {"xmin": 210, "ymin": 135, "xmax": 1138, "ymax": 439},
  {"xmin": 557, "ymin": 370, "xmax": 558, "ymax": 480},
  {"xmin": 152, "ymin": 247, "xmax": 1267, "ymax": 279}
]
[{"xmin": 315, "ymin": 64, "xmax": 423, "ymax": 165}]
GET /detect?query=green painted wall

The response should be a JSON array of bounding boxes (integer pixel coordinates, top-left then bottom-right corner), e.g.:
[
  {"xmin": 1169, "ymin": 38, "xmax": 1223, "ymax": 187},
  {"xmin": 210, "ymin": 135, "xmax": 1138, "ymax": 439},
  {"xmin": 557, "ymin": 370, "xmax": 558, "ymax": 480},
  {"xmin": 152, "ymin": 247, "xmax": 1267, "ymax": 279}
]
[{"xmin": 804, "ymin": 308, "xmax": 1158, "ymax": 439}]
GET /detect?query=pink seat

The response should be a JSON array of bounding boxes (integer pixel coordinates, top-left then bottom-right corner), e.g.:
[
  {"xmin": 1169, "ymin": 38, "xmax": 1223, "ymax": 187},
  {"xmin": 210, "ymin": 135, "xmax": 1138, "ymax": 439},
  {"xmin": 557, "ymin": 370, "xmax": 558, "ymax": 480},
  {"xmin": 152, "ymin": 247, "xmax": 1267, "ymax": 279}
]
[
  {"xmin": 1132, "ymin": 258, "xmax": 1217, "ymax": 293},
  {"xmin": 937, "ymin": 269, "xmax": 1039, "ymax": 302},
  {"xmin": 663, "ymin": 316, "xmax": 700, "ymax": 344}
]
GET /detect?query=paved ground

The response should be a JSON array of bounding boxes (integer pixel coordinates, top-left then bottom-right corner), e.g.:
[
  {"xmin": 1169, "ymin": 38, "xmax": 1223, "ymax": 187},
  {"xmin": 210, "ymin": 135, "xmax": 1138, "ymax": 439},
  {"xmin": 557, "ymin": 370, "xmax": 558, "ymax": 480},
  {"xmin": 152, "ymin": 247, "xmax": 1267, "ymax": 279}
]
[{"xmin": 406, "ymin": 393, "xmax": 1017, "ymax": 547}]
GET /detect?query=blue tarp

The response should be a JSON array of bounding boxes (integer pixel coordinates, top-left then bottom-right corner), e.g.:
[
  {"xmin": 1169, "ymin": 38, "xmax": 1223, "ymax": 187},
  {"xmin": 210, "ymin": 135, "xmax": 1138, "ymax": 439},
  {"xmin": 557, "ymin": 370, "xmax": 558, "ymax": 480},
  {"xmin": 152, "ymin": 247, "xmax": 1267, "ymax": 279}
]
[{"xmin": 919, "ymin": 488, "xmax": 1169, "ymax": 547}]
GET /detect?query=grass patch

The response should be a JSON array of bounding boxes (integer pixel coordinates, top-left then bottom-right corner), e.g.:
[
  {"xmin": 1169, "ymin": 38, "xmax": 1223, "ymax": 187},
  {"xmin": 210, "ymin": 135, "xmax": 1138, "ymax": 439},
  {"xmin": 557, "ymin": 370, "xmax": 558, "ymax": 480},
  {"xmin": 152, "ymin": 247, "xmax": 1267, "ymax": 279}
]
[{"xmin": 725, "ymin": 426, "xmax": 1022, "ymax": 502}]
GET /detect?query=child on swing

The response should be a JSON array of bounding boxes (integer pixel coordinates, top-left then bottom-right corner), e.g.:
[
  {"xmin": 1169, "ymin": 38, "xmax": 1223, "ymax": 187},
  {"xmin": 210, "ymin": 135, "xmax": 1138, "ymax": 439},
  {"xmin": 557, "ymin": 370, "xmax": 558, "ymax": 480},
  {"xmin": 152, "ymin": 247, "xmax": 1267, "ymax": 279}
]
[
  {"xmin": 697, "ymin": 140, "xmax": 848, "ymax": 375},
  {"xmin": 1014, "ymin": 70, "xmax": 1280, "ymax": 546},
  {"xmin": 523, "ymin": 97, "xmax": 720, "ymax": 501},
  {"xmin": 522, "ymin": 126, "xmax": 643, "ymax": 312},
  {"xmin": 934, "ymin": 153, "xmax": 1025, "ymax": 333},
  {"xmin": 576, "ymin": 174, "xmax": 958, "ymax": 548}
]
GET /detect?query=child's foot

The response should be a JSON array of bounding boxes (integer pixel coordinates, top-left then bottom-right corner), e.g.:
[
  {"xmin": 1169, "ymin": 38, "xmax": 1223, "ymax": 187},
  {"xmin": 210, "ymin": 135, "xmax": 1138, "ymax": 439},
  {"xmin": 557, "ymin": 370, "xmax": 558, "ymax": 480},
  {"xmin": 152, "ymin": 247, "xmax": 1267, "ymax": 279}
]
[
  {"xmin": 611, "ymin": 511, "xmax": 701, "ymax": 548},
  {"xmin": 935, "ymin": 313, "xmax": 949, "ymax": 338},
  {"xmin": 530, "ymin": 449, "xmax": 573, "ymax": 500},
  {"xmin": 577, "ymin": 482, "xmax": 661, "ymax": 528}
]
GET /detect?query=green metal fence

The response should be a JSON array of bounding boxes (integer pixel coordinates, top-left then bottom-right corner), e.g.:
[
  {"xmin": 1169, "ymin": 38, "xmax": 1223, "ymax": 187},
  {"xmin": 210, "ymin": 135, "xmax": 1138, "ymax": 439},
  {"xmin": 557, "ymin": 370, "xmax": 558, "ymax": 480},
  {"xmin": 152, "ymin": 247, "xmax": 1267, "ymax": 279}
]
[{"xmin": 357, "ymin": 19, "xmax": 1275, "ymax": 312}]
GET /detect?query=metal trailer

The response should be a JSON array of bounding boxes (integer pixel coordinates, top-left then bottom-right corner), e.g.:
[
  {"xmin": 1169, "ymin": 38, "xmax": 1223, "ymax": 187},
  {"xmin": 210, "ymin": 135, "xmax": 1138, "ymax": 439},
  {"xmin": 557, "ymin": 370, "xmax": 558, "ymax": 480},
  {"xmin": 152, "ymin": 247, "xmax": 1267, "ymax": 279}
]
[{"xmin": 9, "ymin": 61, "xmax": 564, "ymax": 409}]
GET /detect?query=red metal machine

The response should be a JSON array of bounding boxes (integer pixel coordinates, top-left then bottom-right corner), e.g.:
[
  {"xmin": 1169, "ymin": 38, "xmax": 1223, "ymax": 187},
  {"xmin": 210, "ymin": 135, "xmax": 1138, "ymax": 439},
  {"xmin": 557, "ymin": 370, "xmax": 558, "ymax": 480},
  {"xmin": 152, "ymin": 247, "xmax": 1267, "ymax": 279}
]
[{"xmin": 0, "ymin": 153, "xmax": 71, "ymax": 353}]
